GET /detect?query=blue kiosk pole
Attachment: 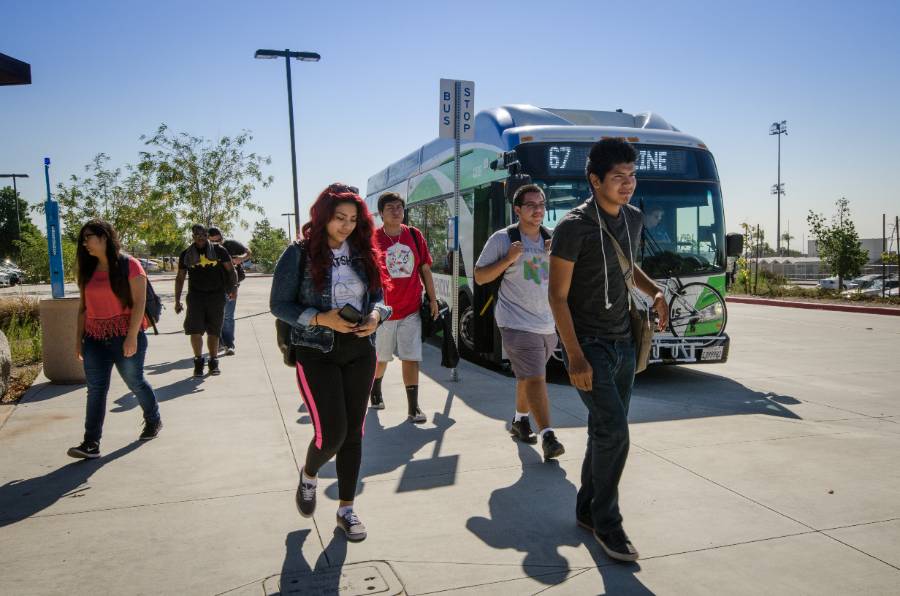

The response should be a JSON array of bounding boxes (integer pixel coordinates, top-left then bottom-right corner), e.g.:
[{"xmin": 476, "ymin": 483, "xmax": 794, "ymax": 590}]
[{"xmin": 44, "ymin": 157, "xmax": 65, "ymax": 298}]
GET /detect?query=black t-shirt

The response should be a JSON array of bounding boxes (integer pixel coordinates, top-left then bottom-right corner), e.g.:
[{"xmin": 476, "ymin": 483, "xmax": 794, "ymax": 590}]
[
  {"xmin": 550, "ymin": 199, "xmax": 643, "ymax": 339},
  {"xmin": 222, "ymin": 239, "xmax": 248, "ymax": 282},
  {"xmin": 178, "ymin": 243, "xmax": 232, "ymax": 294}
]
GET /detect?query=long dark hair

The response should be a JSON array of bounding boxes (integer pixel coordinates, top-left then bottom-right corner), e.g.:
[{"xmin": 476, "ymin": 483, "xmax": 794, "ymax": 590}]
[
  {"xmin": 76, "ymin": 219, "xmax": 132, "ymax": 308},
  {"xmin": 301, "ymin": 183, "xmax": 383, "ymax": 292}
]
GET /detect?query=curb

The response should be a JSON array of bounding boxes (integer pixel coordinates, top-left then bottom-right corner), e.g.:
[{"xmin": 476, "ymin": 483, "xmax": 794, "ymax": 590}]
[{"xmin": 727, "ymin": 295, "xmax": 900, "ymax": 316}]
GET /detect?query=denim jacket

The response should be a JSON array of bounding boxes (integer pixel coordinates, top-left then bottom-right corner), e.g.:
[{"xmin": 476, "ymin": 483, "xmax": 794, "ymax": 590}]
[{"xmin": 269, "ymin": 242, "xmax": 392, "ymax": 353}]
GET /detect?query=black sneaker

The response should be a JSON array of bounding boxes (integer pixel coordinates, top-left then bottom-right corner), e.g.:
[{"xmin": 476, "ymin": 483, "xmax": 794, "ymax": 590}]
[
  {"xmin": 370, "ymin": 394, "xmax": 385, "ymax": 410},
  {"xmin": 208, "ymin": 358, "xmax": 220, "ymax": 376},
  {"xmin": 542, "ymin": 431, "xmax": 565, "ymax": 460},
  {"xmin": 139, "ymin": 419, "xmax": 163, "ymax": 441},
  {"xmin": 595, "ymin": 527, "xmax": 640, "ymax": 562},
  {"xmin": 67, "ymin": 441, "xmax": 100, "ymax": 459},
  {"xmin": 224, "ymin": 346, "xmax": 235, "ymax": 356},
  {"xmin": 509, "ymin": 416, "xmax": 537, "ymax": 444},
  {"xmin": 193, "ymin": 357, "xmax": 205, "ymax": 377},
  {"xmin": 408, "ymin": 408, "xmax": 426, "ymax": 424},
  {"xmin": 336, "ymin": 509, "xmax": 367, "ymax": 542},
  {"xmin": 295, "ymin": 469, "xmax": 316, "ymax": 518}
]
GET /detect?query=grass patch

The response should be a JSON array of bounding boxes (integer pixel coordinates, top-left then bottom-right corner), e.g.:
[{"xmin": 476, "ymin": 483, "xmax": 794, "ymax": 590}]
[{"xmin": 1, "ymin": 296, "xmax": 43, "ymax": 403}]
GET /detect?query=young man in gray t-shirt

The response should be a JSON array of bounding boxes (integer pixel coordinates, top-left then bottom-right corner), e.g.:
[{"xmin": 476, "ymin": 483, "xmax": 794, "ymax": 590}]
[{"xmin": 474, "ymin": 184, "xmax": 565, "ymax": 461}]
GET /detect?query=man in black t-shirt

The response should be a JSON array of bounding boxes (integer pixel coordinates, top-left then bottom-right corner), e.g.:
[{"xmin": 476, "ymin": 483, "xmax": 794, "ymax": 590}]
[
  {"xmin": 208, "ymin": 226, "xmax": 251, "ymax": 356},
  {"xmin": 175, "ymin": 224, "xmax": 238, "ymax": 377},
  {"xmin": 549, "ymin": 139, "xmax": 669, "ymax": 563}
]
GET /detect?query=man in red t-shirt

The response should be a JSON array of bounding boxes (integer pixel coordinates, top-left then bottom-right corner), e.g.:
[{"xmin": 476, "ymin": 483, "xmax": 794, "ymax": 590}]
[{"xmin": 371, "ymin": 192, "xmax": 439, "ymax": 423}]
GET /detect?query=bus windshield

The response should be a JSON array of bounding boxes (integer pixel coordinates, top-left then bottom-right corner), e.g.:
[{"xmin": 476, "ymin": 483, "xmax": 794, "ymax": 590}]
[{"xmin": 534, "ymin": 178, "xmax": 726, "ymax": 277}]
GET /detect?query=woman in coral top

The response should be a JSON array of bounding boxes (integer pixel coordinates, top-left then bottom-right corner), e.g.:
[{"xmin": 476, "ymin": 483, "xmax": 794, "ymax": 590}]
[{"xmin": 67, "ymin": 219, "xmax": 162, "ymax": 459}]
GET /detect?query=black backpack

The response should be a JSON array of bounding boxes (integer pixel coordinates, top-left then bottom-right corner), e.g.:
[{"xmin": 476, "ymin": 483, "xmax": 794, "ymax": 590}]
[
  {"xmin": 120, "ymin": 255, "xmax": 163, "ymax": 335},
  {"xmin": 275, "ymin": 241, "xmax": 307, "ymax": 367},
  {"xmin": 472, "ymin": 223, "xmax": 551, "ymax": 352}
]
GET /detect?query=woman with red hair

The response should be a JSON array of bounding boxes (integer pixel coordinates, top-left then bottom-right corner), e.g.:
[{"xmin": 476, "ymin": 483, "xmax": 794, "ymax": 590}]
[{"xmin": 270, "ymin": 183, "xmax": 391, "ymax": 542}]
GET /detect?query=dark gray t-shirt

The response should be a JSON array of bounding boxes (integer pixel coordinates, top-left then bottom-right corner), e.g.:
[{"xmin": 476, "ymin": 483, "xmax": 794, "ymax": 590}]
[{"xmin": 550, "ymin": 199, "xmax": 643, "ymax": 339}]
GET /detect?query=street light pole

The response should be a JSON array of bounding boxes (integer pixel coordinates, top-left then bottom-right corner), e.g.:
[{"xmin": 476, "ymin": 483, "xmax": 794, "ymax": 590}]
[
  {"xmin": 769, "ymin": 120, "xmax": 787, "ymax": 255},
  {"xmin": 281, "ymin": 212, "xmax": 295, "ymax": 241},
  {"xmin": 0, "ymin": 173, "xmax": 29, "ymax": 258},
  {"xmin": 255, "ymin": 48, "xmax": 320, "ymax": 237}
]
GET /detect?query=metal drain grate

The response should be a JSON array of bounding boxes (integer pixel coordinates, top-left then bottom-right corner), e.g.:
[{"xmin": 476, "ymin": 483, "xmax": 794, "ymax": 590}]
[{"xmin": 263, "ymin": 561, "xmax": 404, "ymax": 595}]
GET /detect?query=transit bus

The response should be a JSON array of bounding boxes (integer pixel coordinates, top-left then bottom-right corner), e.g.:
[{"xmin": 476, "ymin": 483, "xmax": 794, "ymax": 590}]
[{"xmin": 365, "ymin": 105, "xmax": 742, "ymax": 366}]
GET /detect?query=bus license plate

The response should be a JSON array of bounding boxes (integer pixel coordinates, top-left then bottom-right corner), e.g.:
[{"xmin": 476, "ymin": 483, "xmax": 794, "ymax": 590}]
[{"xmin": 701, "ymin": 346, "xmax": 724, "ymax": 361}]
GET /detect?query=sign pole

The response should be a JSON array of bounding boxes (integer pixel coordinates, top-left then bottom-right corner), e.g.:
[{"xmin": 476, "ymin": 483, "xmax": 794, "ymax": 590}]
[
  {"xmin": 450, "ymin": 81, "xmax": 461, "ymax": 382},
  {"xmin": 43, "ymin": 158, "xmax": 65, "ymax": 298}
]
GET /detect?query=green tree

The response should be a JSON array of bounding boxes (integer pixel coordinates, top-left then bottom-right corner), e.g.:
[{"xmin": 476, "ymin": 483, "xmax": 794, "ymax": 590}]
[
  {"xmin": 1, "ymin": 186, "xmax": 40, "ymax": 261},
  {"xmin": 13, "ymin": 228, "xmax": 77, "ymax": 283},
  {"xmin": 248, "ymin": 219, "xmax": 288, "ymax": 273},
  {"xmin": 781, "ymin": 231, "xmax": 795, "ymax": 255},
  {"xmin": 138, "ymin": 124, "xmax": 272, "ymax": 232},
  {"xmin": 807, "ymin": 197, "xmax": 869, "ymax": 289}
]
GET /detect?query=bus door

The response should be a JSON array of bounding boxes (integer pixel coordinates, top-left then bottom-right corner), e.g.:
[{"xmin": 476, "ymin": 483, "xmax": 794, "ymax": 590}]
[{"xmin": 473, "ymin": 181, "xmax": 508, "ymax": 353}]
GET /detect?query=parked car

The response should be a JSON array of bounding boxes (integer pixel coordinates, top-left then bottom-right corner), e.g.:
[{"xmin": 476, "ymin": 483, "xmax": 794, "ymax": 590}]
[
  {"xmin": 0, "ymin": 266, "xmax": 22, "ymax": 286},
  {"xmin": 818, "ymin": 277, "xmax": 858, "ymax": 290},
  {"xmin": 843, "ymin": 277, "xmax": 899, "ymax": 297},
  {"xmin": 0, "ymin": 271, "xmax": 10, "ymax": 288}
]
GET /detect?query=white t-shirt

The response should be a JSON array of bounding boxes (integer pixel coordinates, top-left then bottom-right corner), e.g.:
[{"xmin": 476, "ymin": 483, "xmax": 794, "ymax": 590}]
[
  {"xmin": 475, "ymin": 227, "xmax": 555, "ymax": 335},
  {"xmin": 330, "ymin": 242, "xmax": 365, "ymax": 311}
]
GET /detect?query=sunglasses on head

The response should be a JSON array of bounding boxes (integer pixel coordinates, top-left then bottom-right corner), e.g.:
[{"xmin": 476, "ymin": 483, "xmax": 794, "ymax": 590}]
[{"xmin": 327, "ymin": 183, "xmax": 359, "ymax": 195}]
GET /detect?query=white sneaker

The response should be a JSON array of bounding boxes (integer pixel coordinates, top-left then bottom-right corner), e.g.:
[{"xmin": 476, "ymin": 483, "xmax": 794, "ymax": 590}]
[
  {"xmin": 336, "ymin": 510, "xmax": 367, "ymax": 542},
  {"xmin": 224, "ymin": 347, "xmax": 235, "ymax": 356}
]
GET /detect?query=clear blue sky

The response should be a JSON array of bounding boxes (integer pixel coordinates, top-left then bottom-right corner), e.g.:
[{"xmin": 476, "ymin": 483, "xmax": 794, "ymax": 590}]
[{"xmin": 3, "ymin": 0, "xmax": 899, "ymax": 248}]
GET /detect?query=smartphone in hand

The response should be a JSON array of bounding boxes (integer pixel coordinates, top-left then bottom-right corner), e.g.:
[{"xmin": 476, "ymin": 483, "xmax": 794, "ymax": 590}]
[{"xmin": 337, "ymin": 303, "xmax": 364, "ymax": 325}]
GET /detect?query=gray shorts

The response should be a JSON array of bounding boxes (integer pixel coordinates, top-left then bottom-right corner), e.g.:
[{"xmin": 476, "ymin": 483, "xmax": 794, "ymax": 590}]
[
  {"xmin": 376, "ymin": 312, "xmax": 423, "ymax": 362},
  {"xmin": 499, "ymin": 327, "xmax": 558, "ymax": 380}
]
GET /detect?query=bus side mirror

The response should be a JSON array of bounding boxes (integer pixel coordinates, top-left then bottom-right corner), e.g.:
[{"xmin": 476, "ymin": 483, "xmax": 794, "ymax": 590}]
[{"xmin": 726, "ymin": 233, "xmax": 744, "ymax": 257}]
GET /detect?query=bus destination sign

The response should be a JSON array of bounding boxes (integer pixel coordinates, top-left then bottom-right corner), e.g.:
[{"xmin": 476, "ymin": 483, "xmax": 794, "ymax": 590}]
[{"xmin": 543, "ymin": 145, "xmax": 693, "ymax": 178}]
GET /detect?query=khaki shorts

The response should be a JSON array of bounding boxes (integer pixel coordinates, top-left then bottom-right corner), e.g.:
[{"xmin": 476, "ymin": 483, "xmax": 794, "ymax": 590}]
[
  {"xmin": 499, "ymin": 327, "xmax": 558, "ymax": 379},
  {"xmin": 376, "ymin": 312, "xmax": 423, "ymax": 362}
]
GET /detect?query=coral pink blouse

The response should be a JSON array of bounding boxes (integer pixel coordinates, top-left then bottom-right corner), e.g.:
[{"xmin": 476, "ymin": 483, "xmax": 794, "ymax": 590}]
[{"xmin": 83, "ymin": 256, "xmax": 148, "ymax": 339}]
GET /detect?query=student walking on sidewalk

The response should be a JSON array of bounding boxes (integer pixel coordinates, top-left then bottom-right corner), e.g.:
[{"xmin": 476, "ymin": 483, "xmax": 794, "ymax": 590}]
[
  {"xmin": 474, "ymin": 183, "xmax": 565, "ymax": 461},
  {"xmin": 370, "ymin": 191, "xmax": 439, "ymax": 423},
  {"xmin": 549, "ymin": 139, "xmax": 669, "ymax": 562},
  {"xmin": 270, "ymin": 183, "xmax": 392, "ymax": 542},
  {"xmin": 174, "ymin": 224, "xmax": 238, "ymax": 377},
  {"xmin": 68, "ymin": 219, "xmax": 162, "ymax": 459}
]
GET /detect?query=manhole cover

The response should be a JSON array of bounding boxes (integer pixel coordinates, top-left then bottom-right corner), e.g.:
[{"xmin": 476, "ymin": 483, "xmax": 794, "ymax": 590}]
[{"xmin": 263, "ymin": 561, "xmax": 404, "ymax": 595}]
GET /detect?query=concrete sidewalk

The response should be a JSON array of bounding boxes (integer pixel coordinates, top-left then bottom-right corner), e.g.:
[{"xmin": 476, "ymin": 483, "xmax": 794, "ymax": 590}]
[{"xmin": 1, "ymin": 278, "xmax": 899, "ymax": 595}]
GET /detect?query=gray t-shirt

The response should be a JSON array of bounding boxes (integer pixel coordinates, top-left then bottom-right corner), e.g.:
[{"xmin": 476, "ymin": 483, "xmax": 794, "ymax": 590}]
[
  {"xmin": 475, "ymin": 226, "xmax": 556, "ymax": 335},
  {"xmin": 550, "ymin": 199, "xmax": 643, "ymax": 339}
]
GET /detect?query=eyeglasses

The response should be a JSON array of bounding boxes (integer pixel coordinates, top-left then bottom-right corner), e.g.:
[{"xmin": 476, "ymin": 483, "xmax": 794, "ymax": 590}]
[{"xmin": 521, "ymin": 202, "xmax": 546, "ymax": 210}]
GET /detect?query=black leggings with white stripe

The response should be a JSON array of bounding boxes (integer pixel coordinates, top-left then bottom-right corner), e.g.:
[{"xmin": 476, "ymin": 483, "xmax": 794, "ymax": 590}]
[{"xmin": 294, "ymin": 333, "xmax": 376, "ymax": 502}]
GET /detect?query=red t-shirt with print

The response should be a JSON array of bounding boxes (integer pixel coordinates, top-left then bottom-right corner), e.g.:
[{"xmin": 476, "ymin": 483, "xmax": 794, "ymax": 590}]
[
  {"xmin": 376, "ymin": 225, "xmax": 433, "ymax": 320},
  {"xmin": 83, "ymin": 256, "xmax": 148, "ymax": 339}
]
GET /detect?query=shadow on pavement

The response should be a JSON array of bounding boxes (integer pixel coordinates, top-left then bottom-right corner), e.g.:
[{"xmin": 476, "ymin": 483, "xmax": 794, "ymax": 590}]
[
  {"xmin": 275, "ymin": 528, "xmax": 348, "ymax": 595},
  {"xmin": 111, "ymin": 377, "xmax": 204, "ymax": 413},
  {"xmin": 421, "ymin": 354, "xmax": 802, "ymax": 428},
  {"xmin": 18, "ymin": 381, "xmax": 85, "ymax": 404},
  {"xmin": 319, "ymin": 391, "xmax": 458, "ymax": 500},
  {"xmin": 144, "ymin": 357, "xmax": 196, "ymax": 376},
  {"xmin": 466, "ymin": 441, "xmax": 654, "ymax": 592},
  {"xmin": 0, "ymin": 440, "xmax": 146, "ymax": 528}
]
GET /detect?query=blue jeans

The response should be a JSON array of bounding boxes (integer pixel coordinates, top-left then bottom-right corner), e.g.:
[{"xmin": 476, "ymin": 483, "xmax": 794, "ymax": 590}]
[
  {"xmin": 221, "ymin": 295, "xmax": 236, "ymax": 349},
  {"xmin": 563, "ymin": 336, "xmax": 636, "ymax": 534},
  {"xmin": 82, "ymin": 332, "xmax": 160, "ymax": 443}
]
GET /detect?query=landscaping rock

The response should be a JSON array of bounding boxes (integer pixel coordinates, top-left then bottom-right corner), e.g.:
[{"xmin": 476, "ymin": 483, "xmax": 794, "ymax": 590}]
[{"xmin": 0, "ymin": 329, "xmax": 10, "ymax": 398}]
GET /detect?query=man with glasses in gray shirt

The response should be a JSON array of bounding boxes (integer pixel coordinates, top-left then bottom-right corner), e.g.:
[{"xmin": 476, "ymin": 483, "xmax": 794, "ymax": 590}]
[{"xmin": 475, "ymin": 184, "xmax": 565, "ymax": 461}]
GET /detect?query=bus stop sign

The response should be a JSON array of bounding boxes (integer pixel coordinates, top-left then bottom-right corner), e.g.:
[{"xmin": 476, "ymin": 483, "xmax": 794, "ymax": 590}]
[{"xmin": 439, "ymin": 79, "xmax": 474, "ymax": 140}]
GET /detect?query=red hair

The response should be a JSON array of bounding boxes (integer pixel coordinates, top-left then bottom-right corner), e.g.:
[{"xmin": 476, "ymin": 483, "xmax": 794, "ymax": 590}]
[{"xmin": 301, "ymin": 183, "xmax": 385, "ymax": 293}]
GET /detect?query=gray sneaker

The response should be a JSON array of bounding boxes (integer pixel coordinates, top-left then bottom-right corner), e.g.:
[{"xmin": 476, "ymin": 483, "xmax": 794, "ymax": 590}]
[
  {"xmin": 408, "ymin": 408, "xmax": 427, "ymax": 424},
  {"xmin": 295, "ymin": 469, "xmax": 316, "ymax": 518},
  {"xmin": 336, "ymin": 510, "xmax": 367, "ymax": 542}
]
